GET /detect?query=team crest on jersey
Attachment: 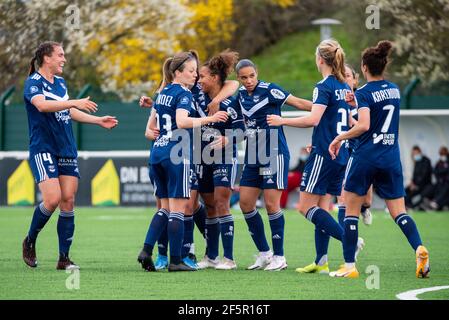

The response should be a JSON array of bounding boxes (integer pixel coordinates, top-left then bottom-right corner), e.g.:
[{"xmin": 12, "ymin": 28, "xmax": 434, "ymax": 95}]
[
  {"xmin": 180, "ymin": 96, "xmax": 189, "ymax": 105},
  {"xmin": 312, "ymin": 88, "xmax": 318, "ymax": 103},
  {"xmin": 227, "ymin": 107, "xmax": 238, "ymax": 120},
  {"xmin": 253, "ymin": 95, "xmax": 260, "ymax": 103},
  {"xmin": 30, "ymin": 86, "xmax": 38, "ymax": 94},
  {"xmin": 270, "ymin": 89, "xmax": 285, "ymax": 100}
]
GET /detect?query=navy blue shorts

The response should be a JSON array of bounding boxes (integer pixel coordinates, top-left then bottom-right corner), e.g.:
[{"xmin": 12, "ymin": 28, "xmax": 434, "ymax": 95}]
[
  {"xmin": 29, "ymin": 152, "xmax": 80, "ymax": 183},
  {"xmin": 299, "ymin": 152, "xmax": 345, "ymax": 196},
  {"xmin": 150, "ymin": 158, "xmax": 191, "ymax": 199},
  {"xmin": 196, "ymin": 159, "xmax": 238, "ymax": 194},
  {"xmin": 344, "ymin": 156, "xmax": 405, "ymax": 199},
  {"xmin": 239, "ymin": 154, "xmax": 289, "ymax": 190}
]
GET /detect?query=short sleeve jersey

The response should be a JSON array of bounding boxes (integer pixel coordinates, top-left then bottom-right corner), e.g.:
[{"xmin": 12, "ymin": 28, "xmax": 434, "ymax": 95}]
[
  {"xmin": 238, "ymin": 81, "xmax": 291, "ymax": 166},
  {"xmin": 195, "ymin": 91, "xmax": 245, "ymax": 162},
  {"xmin": 150, "ymin": 83, "xmax": 194, "ymax": 164},
  {"xmin": 24, "ymin": 72, "xmax": 77, "ymax": 158},
  {"xmin": 353, "ymin": 80, "xmax": 401, "ymax": 166},
  {"xmin": 311, "ymin": 75, "xmax": 351, "ymax": 165}
]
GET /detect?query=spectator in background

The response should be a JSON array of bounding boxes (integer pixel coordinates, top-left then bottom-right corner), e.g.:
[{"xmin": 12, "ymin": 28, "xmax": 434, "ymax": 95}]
[
  {"xmin": 405, "ymin": 146, "xmax": 432, "ymax": 209},
  {"xmin": 280, "ymin": 147, "xmax": 308, "ymax": 209},
  {"xmin": 422, "ymin": 146, "xmax": 449, "ymax": 211}
]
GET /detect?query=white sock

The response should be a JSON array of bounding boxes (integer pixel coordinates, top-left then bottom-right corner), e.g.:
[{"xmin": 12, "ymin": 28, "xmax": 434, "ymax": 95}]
[
  {"xmin": 345, "ymin": 263, "xmax": 355, "ymax": 269},
  {"xmin": 189, "ymin": 243, "xmax": 195, "ymax": 255},
  {"xmin": 317, "ymin": 255, "xmax": 328, "ymax": 266}
]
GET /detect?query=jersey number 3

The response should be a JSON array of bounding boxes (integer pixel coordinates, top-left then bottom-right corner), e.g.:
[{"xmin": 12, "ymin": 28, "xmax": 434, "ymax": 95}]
[{"xmin": 156, "ymin": 113, "xmax": 173, "ymax": 138}]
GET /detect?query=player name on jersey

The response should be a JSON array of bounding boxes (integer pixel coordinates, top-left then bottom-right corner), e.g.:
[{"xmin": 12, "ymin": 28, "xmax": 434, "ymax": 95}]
[{"xmin": 371, "ymin": 88, "xmax": 400, "ymax": 103}]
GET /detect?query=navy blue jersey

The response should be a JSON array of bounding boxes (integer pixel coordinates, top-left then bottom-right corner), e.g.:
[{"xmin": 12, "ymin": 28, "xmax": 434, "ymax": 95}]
[
  {"xmin": 150, "ymin": 83, "xmax": 194, "ymax": 164},
  {"xmin": 238, "ymin": 81, "xmax": 291, "ymax": 166},
  {"xmin": 24, "ymin": 72, "xmax": 77, "ymax": 158},
  {"xmin": 311, "ymin": 75, "xmax": 350, "ymax": 165},
  {"xmin": 353, "ymin": 80, "xmax": 401, "ymax": 165},
  {"xmin": 196, "ymin": 91, "xmax": 245, "ymax": 162}
]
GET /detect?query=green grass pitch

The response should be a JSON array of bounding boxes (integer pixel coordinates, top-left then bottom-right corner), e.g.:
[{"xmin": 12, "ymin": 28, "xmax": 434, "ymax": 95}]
[{"xmin": 1, "ymin": 207, "xmax": 448, "ymax": 300}]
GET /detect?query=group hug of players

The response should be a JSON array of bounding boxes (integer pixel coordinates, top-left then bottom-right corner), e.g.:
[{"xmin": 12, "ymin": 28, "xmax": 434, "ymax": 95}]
[{"xmin": 22, "ymin": 38, "xmax": 430, "ymax": 279}]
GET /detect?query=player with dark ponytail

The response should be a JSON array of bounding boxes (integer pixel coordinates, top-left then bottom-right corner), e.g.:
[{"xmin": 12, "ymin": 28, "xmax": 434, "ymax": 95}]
[
  {"xmin": 193, "ymin": 50, "xmax": 245, "ymax": 270},
  {"xmin": 22, "ymin": 41, "xmax": 118, "ymax": 270},
  {"xmin": 329, "ymin": 40, "xmax": 430, "ymax": 278}
]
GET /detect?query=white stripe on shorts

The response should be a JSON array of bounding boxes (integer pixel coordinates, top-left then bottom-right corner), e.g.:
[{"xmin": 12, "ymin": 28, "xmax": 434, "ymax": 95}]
[{"xmin": 306, "ymin": 154, "xmax": 323, "ymax": 193}]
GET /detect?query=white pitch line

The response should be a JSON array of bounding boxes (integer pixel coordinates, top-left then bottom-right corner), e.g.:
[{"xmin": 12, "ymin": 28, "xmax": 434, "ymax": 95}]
[{"xmin": 396, "ymin": 285, "xmax": 449, "ymax": 300}]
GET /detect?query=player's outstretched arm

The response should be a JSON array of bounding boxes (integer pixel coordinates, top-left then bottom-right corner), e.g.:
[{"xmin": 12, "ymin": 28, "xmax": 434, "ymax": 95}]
[
  {"xmin": 207, "ymin": 80, "xmax": 239, "ymax": 115},
  {"xmin": 285, "ymin": 95, "xmax": 313, "ymax": 111},
  {"xmin": 267, "ymin": 104, "xmax": 326, "ymax": 128},
  {"xmin": 70, "ymin": 108, "xmax": 118, "ymax": 129},
  {"xmin": 176, "ymin": 109, "xmax": 228, "ymax": 129},
  {"xmin": 32, "ymin": 95, "xmax": 98, "ymax": 113}
]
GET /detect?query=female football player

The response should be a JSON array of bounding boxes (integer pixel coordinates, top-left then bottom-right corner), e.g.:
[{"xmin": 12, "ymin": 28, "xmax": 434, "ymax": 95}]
[
  {"xmin": 295, "ymin": 63, "xmax": 367, "ymax": 274},
  {"xmin": 328, "ymin": 40, "xmax": 430, "ymax": 278},
  {"xmin": 139, "ymin": 52, "xmax": 239, "ymax": 270},
  {"xmin": 22, "ymin": 41, "xmax": 118, "ymax": 270},
  {"xmin": 267, "ymin": 39, "xmax": 352, "ymax": 273},
  {"xmin": 236, "ymin": 59, "xmax": 312, "ymax": 271},
  {"xmin": 137, "ymin": 51, "xmax": 228, "ymax": 272}
]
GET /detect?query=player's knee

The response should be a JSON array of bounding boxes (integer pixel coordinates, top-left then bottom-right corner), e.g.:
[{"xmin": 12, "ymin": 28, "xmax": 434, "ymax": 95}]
[
  {"xmin": 60, "ymin": 196, "xmax": 75, "ymax": 212},
  {"xmin": 214, "ymin": 199, "xmax": 229, "ymax": 215},
  {"xmin": 185, "ymin": 202, "xmax": 194, "ymax": 215},
  {"xmin": 265, "ymin": 200, "xmax": 280, "ymax": 214},
  {"xmin": 43, "ymin": 194, "xmax": 61, "ymax": 212},
  {"xmin": 239, "ymin": 198, "xmax": 255, "ymax": 213},
  {"xmin": 297, "ymin": 202, "xmax": 309, "ymax": 216}
]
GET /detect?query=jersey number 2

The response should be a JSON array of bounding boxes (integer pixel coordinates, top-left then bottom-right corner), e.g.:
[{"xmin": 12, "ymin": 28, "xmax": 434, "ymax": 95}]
[{"xmin": 337, "ymin": 108, "xmax": 348, "ymax": 134}]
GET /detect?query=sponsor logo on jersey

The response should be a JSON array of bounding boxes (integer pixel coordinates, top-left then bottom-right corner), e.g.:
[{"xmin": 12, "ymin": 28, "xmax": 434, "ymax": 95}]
[
  {"xmin": 154, "ymin": 136, "xmax": 170, "ymax": 147},
  {"xmin": 373, "ymin": 133, "xmax": 395, "ymax": 145},
  {"xmin": 270, "ymin": 89, "xmax": 285, "ymax": 100},
  {"xmin": 55, "ymin": 110, "xmax": 71, "ymax": 124}
]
